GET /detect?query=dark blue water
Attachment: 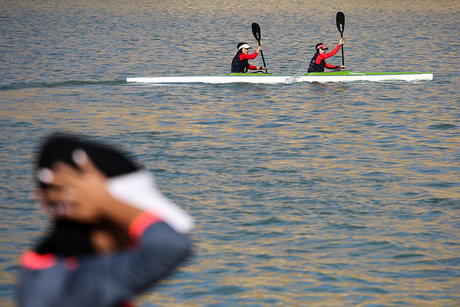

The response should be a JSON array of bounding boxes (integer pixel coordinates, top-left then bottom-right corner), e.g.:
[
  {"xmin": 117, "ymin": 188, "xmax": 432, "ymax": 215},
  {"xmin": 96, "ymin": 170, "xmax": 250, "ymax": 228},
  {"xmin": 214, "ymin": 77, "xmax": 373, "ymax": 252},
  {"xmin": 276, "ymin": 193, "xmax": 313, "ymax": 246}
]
[{"xmin": 1, "ymin": 0, "xmax": 459, "ymax": 306}]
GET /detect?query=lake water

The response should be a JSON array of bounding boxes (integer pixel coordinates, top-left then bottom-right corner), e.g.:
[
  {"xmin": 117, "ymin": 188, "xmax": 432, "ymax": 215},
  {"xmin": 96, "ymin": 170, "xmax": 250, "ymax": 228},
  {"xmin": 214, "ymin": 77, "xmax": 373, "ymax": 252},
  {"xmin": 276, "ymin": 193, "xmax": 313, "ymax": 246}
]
[{"xmin": 1, "ymin": 0, "xmax": 459, "ymax": 306}]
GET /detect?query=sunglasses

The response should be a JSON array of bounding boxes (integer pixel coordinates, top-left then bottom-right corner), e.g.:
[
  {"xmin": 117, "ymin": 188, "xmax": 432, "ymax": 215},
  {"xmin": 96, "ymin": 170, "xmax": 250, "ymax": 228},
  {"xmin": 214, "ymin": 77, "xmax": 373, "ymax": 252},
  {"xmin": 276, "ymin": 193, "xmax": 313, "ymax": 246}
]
[{"xmin": 320, "ymin": 48, "xmax": 328, "ymax": 50}]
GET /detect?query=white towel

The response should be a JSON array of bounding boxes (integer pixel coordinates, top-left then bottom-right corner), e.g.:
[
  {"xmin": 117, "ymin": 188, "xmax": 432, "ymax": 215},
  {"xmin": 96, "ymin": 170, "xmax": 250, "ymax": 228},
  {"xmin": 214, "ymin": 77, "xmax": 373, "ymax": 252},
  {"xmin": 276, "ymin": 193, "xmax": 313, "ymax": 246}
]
[{"xmin": 107, "ymin": 170, "xmax": 193, "ymax": 234}]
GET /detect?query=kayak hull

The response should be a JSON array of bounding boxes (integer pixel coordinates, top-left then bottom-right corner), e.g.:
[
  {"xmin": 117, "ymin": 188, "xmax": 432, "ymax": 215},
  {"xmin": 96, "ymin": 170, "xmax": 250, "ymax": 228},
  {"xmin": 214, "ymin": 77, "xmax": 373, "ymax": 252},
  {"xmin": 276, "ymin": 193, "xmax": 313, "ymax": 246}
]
[{"xmin": 126, "ymin": 71, "xmax": 433, "ymax": 84}]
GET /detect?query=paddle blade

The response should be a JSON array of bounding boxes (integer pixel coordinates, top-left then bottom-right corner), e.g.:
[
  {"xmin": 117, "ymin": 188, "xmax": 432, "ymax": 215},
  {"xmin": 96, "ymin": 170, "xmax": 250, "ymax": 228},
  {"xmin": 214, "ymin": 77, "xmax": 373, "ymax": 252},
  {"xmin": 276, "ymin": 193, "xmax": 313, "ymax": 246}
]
[
  {"xmin": 251, "ymin": 22, "xmax": 261, "ymax": 43},
  {"xmin": 336, "ymin": 11, "xmax": 345, "ymax": 35}
]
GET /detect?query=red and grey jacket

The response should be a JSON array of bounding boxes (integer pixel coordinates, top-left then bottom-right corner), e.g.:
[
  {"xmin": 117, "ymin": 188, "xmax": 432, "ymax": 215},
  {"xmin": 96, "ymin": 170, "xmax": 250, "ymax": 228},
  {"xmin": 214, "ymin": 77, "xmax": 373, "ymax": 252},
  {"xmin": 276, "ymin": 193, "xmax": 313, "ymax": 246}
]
[{"xmin": 18, "ymin": 212, "xmax": 192, "ymax": 307}]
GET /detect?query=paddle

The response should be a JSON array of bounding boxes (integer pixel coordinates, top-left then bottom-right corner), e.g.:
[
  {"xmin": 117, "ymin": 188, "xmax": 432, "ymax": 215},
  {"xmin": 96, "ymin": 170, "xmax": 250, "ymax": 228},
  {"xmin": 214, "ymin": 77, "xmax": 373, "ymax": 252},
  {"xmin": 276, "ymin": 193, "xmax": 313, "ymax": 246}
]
[
  {"xmin": 251, "ymin": 22, "xmax": 268, "ymax": 73},
  {"xmin": 336, "ymin": 11, "xmax": 345, "ymax": 67}
]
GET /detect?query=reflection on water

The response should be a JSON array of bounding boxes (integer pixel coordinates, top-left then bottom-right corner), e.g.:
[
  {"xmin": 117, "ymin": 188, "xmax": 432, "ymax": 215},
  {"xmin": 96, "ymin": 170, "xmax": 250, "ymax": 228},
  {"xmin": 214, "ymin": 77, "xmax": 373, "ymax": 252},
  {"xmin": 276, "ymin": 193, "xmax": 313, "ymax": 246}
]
[{"xmin": 1, "ymin": 0, "xmax": 459, "ymax": 306}]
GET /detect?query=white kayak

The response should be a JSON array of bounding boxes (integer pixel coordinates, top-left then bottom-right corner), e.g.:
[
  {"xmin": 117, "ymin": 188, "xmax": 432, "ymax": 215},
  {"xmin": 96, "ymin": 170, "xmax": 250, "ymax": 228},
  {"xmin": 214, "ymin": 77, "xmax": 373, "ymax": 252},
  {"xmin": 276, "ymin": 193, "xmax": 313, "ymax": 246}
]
[{"xmin": 126, "ymin": 71, "xmax": 433, "ymax": 84}]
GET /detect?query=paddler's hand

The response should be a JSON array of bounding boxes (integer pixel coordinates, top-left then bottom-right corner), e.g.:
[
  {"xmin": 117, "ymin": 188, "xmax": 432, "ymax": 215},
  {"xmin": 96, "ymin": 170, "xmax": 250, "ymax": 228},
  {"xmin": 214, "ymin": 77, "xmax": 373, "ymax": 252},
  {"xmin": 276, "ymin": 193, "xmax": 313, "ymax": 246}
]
[
  {"xmin": 339, "ymin": 38, "xmax": 344, "ymax": 45},
  {"xmin": 339, "ymin": 65, "xmax": 345, "ymax": 70},
  {"xmin": 257, "ymin": 45, "xmax": 263, "ymax": 52}
]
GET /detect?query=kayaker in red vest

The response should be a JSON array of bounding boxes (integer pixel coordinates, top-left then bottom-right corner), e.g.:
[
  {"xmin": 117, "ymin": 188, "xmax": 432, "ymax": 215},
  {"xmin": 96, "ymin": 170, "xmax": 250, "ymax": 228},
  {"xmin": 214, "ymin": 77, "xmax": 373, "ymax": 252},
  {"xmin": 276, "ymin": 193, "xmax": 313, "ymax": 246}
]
[
  {"xmin": 308, "ymin": 38, "xmax": 345, "ymax": 72},
  {"xmin": 231, "ymin": 42, "xmax": 267, "ymax": 73}
]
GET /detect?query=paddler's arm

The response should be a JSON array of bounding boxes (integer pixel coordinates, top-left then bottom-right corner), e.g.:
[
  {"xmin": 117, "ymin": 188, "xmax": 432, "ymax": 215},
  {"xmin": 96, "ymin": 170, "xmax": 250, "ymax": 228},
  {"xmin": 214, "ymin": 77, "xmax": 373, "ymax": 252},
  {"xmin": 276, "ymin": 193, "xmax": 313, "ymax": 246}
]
[
  {"xmin": 324, "ymin": 63, "xmax": 345, "ymax": 70},
  {"xmin": 248, "ymin": 64, "xmax": 266, "ymax": 70},
  {"xmin": 316, "ymin": 40, "xmax": 343, "ymax": 63},
  {"xmin": 325, "ymin": 62, "xmax": 340, "ymax": 69},
  {"xmin": 240, "ymin": 45, "xmax": 262, "ymax": 60}
]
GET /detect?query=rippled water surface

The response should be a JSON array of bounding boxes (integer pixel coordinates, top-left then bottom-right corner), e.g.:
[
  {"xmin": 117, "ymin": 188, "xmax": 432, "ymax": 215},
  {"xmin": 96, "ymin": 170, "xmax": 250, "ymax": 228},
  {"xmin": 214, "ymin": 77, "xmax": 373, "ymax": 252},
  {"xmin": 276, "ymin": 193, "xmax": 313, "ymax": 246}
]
[{"xmin": 1, "ymin": 0, "xmax": 459, "ymax": 306}]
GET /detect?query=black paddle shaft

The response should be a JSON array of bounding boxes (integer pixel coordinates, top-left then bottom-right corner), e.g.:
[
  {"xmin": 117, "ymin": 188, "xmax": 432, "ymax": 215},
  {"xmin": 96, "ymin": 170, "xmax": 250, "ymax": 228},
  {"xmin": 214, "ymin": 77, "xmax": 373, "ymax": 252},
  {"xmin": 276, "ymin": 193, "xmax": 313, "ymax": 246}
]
[
  {"xmin": 251, "ymin": 23, "xmax": 268, "ymax": 73},
  {"xmin": 336, "ymin": 12, "xmax": 345, "ymax": 66}
]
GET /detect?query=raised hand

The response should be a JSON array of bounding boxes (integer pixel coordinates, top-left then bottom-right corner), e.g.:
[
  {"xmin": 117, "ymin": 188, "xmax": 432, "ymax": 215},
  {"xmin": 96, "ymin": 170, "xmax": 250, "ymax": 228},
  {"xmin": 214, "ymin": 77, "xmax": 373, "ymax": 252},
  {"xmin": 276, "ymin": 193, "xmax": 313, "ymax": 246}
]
[{"xmin": 37, "ymin": 150, "xmax": 111, "ymax": 223}]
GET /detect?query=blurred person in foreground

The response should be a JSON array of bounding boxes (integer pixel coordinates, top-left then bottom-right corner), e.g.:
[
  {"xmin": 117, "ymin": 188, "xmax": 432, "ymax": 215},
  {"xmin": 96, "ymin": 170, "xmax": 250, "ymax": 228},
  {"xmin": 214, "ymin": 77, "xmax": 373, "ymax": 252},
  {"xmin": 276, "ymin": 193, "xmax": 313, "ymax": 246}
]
[{"xmin": 18, "ymin": 133, "xmax": 193, "ymax": 307}]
